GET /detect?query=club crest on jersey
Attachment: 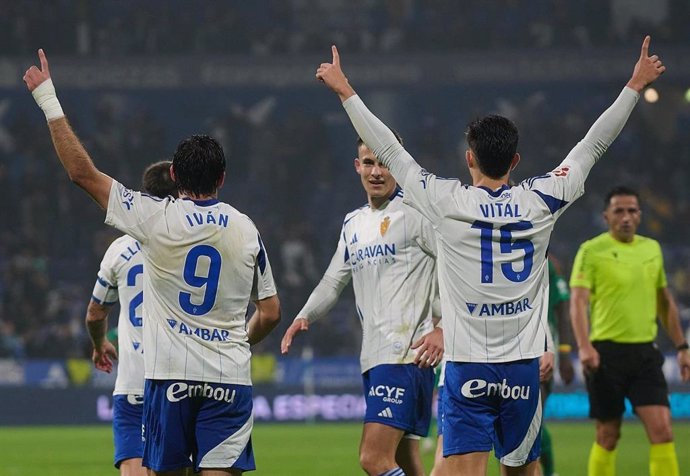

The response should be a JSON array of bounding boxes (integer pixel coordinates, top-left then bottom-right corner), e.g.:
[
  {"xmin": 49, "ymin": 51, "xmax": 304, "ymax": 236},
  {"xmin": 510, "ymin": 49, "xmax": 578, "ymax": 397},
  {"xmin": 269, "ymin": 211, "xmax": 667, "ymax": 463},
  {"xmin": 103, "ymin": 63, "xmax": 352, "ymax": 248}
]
[{"xmin": 380, "ymin": 216, "xmax": 391, "ymax": 236}]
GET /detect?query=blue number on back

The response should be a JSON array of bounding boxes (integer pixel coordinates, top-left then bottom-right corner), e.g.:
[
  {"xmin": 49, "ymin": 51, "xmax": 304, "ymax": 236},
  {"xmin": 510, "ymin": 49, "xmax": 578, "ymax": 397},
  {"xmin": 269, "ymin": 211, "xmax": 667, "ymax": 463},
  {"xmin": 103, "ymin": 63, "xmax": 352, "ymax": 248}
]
[
  {"xmin": 179, "ymin": 245, "xmax": 222, "ymax": 316},
  {"xmin": 472, "ymin": 220, "xmax": 534, "ymax": 283},
  {"xmin": 127, "ymin": 264, "xmax": 144, "ymax": 327}
]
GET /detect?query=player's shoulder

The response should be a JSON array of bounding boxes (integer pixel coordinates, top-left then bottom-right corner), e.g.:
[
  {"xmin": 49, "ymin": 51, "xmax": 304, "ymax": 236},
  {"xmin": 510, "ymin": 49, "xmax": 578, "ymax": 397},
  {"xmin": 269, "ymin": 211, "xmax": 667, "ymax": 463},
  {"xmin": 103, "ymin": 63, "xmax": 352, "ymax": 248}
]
[
  {"xmin": 577, "ymin": 232, "xmax": 610, "ymax": 252},
  {"xmin": 100, "ymin": 234, "xmax": 140, "ymax": 270},
  {"xmin": 343, "ymin": 203, "xmax": 369, "ymax": 225},
  {"xmin": 633, "ymin": 234, "xmax": 663, "ymax": 252}
]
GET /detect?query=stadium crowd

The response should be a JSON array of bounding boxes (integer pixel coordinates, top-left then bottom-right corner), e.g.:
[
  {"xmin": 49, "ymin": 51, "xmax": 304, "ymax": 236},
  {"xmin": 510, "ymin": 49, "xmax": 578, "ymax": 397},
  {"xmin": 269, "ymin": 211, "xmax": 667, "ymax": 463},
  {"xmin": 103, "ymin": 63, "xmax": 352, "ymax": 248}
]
[
  {"xmin": 0, "ymin": 0, "xmax": 689, "ymax": 57},
  {"xmin": 1, "ymin": 0, "xmax": 689, "ymax": 361}
]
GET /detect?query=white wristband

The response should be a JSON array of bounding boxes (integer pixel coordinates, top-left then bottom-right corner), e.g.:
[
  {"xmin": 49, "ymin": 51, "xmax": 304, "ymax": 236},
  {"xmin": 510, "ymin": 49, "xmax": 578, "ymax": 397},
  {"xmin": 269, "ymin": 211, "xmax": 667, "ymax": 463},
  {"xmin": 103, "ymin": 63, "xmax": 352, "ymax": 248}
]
[{"xmin": 31, "ymin": 79, "xmax": 64, "ymax": 121}]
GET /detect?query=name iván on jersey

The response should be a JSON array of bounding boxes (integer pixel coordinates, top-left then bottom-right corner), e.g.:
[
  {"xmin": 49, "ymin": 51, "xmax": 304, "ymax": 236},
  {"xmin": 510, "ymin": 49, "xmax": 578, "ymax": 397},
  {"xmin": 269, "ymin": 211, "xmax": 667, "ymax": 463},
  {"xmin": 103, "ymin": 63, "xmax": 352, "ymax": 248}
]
[{"xmin": 185, "ymin": 211, "xmax": 229, "ymax": 228}]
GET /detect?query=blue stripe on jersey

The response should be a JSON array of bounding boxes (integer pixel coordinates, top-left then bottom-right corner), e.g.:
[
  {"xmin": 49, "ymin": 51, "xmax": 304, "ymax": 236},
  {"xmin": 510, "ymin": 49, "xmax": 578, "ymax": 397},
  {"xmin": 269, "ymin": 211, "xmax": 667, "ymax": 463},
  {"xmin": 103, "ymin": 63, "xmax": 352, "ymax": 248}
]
[
  {"xmin": 379, "ymin": 468, "xmax": 405, "ymax": 476},
  {"xmin": 533, "ymin": 190, "xmax": 569, "ymax": 214},
  {"xmin": 257, "ymin": 234, "xmax": 267, "ymax": 274},
  {"xmin": 141, "ymin": 192, "xmax": 165, "ymax": 202},
  {"xmin": 524, "ymin": 174, "xmax": 550, "ymax": 188},
  {"xmin": 91, "ymin": 294, "xmax": 118, "ymax": 305},
  {"xmin": 356, "ymin": 305, "xmax": 364, "ymax": 322},
  {"xmin": 388, "ymin": 186, "xmax": 403, "ymax": 201},
  {"xmin": 478, "ymin": 184, "xmax": 510, "ymax": 197},
  {"xmin": 97, "ymin": 276, "xmax": 116, "ymax": 289}
]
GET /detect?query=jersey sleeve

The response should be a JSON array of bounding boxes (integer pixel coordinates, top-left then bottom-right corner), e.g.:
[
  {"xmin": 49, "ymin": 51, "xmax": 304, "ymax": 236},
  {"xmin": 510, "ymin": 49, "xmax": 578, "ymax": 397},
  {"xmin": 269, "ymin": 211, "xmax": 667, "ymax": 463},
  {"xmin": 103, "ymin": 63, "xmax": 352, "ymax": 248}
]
[
  {"xmin": 524, "ymin": 87, "xmax": 640, "ymax": 218},
  {"xmin": 569, "ymin": 244, "xmax": 593, "ymax": 290},
  {"xmin": 105, "ymin": 180, "xmax": 167, "ymax": 245},
  {"xmin": 251, "ymin": 233, "xmax": 278, "ymax": 301},
  {"xmin": 91, "ymin": 241, "xmax": 120, "ymax": 306},
  {"xmin": 297, "ymin": 226, "xmax": 353, "ymax": 323},
  {"xmin": 342, "ymin": 95, "xmax": 460, "ymax": 226},
  {"xmin": 655, "ymin": 242, "xmax": 668, "ymax": 289},
  {"xmin": 415, "ymin": 214, "xmax": 438, "ymax": 258}
]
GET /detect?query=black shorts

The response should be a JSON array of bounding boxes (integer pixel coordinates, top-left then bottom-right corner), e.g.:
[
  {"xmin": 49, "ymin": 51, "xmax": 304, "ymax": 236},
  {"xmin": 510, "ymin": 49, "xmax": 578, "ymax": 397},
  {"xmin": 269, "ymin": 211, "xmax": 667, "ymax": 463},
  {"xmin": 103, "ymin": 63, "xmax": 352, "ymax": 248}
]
[{"xmin": 586, "ymin": 341, "xmax": 669, "ymax": 420}]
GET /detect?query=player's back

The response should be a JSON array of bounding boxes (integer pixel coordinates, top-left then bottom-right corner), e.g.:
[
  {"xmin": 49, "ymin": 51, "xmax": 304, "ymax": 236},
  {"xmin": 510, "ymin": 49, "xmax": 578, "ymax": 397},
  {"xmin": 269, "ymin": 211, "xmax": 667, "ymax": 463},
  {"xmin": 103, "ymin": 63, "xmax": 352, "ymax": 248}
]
[
  {"xmin": 95, "ymin": 234, "xmax": 147, "ymax": 395},
  {"xmin": 106, "ymin": 182, "xmax": 275, "ymax": 386},
  {"xmin": 435, "ymin": 181, "xmax": 565, "ymax": 363}
]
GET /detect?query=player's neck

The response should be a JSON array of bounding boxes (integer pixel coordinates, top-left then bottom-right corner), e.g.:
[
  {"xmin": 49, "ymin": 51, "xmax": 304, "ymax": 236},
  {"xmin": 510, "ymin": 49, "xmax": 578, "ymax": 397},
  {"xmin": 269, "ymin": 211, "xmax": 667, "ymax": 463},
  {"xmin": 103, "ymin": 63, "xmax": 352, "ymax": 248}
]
[
  {"xmin": 368, "ymin": 195, "xmax": 389, "ymax": 209},
  {"xmin": 473, "ymin": 176, "xmax": 509, "ymax": 191},
  {"xmin": 179, "ymin": 192, "xmax": 218, "ymax": 201}
]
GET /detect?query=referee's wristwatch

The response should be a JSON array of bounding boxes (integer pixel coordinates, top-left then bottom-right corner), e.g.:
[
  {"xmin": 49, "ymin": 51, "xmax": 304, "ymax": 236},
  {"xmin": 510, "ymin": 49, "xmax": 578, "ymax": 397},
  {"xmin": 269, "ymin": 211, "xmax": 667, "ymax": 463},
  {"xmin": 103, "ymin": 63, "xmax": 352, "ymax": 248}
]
[{"xmin": 677, "ymin": 341, "xmax": 689, "ymax": 351}]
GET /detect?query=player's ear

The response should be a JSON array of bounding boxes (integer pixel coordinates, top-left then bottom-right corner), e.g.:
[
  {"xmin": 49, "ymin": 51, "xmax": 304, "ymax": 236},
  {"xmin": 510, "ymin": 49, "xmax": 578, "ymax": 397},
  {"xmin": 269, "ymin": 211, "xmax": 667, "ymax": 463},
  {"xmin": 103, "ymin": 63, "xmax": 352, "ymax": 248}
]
[
  {"xmin": 465, "ymin": 149, "xmax": 474, "ymax": 170},
  {"xmin": 354, "ymin": 158, "xmax": 362, "ymax": 174},
  {"xmin": 509, "ymin": 153, "xmax": 521, "ymax": 171},
  {"xmin": 169, "ymin": 164, "xmax": 176, "ymax": 181},
  {"xmin": 217, "ymin": 171, "xmax": 226, "ymax": 189}
]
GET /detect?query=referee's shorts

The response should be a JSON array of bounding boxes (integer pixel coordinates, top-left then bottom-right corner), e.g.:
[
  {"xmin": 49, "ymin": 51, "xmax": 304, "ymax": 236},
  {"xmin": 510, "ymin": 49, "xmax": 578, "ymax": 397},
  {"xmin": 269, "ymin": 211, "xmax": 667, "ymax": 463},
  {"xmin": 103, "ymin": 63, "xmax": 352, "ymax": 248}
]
[{"xmin": 586, "ymin": 341, "xmax": 669, "ymax": 420}]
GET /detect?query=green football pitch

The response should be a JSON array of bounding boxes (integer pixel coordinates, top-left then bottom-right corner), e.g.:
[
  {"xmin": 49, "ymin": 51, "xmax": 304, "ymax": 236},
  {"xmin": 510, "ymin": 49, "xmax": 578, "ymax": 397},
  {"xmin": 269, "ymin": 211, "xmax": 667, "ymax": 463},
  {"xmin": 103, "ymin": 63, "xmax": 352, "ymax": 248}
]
[{"xmin": 1, "ymin": 422, "xmax": 688, "ymax": 475}]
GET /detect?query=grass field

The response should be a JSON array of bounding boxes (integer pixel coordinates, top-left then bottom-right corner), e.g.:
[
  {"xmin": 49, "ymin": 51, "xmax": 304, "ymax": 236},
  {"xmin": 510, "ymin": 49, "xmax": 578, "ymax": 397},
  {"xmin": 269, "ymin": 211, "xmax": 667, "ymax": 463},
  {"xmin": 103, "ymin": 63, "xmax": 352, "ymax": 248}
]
[{"xmin": 0, "ymin": 422, "xmax": 688, "ymax": 475}]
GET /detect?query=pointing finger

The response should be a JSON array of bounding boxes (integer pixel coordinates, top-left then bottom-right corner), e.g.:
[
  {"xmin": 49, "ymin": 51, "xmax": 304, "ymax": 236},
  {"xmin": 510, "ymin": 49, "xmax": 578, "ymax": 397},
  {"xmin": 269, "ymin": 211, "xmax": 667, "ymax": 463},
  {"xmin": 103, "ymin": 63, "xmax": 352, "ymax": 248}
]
[
  {"xmin": 332, "ymin": 45, "xmax": 340, "ymax": 66},
  {"xmin": 38, "ymin": 48, "xmax": 49, "ymax": 73},
  {"xmin": 640, "ymin": 35, "xmax": 650, "ymax": 59}
]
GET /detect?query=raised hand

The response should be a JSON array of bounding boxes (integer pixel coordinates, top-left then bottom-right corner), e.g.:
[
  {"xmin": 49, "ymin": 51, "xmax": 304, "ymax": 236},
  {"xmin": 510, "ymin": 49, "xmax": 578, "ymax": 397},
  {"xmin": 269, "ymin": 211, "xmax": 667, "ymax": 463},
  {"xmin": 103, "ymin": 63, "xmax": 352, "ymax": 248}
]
[
  {"xmin": 627, "ymin": 36, "xmax": 665, "ymax": 92},
  {"xmin": 315, "ymin": 45, "xmax": 356, "ymax": 101},
  {"xmin": 23, "ymin": 49, "xmax": 52, "ymax": 92},
  {"xmin": 280, "ymin": 317, "xmax": 310, "ymax": 354}
]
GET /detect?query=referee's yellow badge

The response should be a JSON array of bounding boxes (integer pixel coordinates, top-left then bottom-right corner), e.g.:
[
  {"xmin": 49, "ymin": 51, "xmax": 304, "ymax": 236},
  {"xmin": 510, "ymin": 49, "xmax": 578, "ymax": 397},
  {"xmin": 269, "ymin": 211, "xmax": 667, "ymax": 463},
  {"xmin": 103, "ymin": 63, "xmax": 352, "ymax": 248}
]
[{"xmin": 380, "ymin": 216, "xmax": 391, "ymax": 237}]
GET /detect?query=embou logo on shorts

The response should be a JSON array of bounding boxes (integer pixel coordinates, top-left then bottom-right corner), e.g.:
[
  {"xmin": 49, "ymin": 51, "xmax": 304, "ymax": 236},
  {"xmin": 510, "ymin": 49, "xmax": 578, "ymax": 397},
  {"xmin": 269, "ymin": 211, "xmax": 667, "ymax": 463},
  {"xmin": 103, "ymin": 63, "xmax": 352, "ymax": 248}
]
[
  {"xmin": 368, "ymin": 385, "xmax": 405, "ymax": 405},
  {"xmin": 166, "ymin": 382, "xmax": 236, "ymax": 403},
  {"xmin": 460, "ymin": 379, "xmax": 530, "ymax": 400}
]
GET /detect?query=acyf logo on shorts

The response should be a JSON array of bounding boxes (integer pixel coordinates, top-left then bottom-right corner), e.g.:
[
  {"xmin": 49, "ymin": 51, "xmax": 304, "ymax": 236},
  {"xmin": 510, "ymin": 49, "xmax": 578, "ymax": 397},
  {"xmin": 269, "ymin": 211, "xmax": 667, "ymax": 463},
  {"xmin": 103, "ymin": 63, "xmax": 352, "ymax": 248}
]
[
  {"xmin": 460, "ymin": 378, "xmax": 530, "ymax": 400},
  {"xmin": 166, "ymin": 382, "xmax": 236, "ymax": 403},
  {"xmin": 368, "ymin": 385, "xmax": 405, "ymax": 404}
]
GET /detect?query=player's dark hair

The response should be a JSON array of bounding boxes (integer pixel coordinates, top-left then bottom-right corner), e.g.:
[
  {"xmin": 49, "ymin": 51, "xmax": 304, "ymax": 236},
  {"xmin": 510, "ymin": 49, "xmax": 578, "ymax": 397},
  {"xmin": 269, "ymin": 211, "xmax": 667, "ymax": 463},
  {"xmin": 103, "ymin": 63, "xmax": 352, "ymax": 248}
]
[
  {"xmin": 604, "ymin": 185, "xmax": 640, "ymax": 209},
  {"xmin": 172, "ymin": 135, "xmax": 226, "ymax": 197},
  {"xmin": 465, "ymin": 115, "xmax": 519, "ymax": 179},
  {"xmin": 142, "ymin": 160, "xmax": 177, "ymax": 199},
  {"xmin": 357, "ymin": 129, "xmax": 403, "ymax": 148}
]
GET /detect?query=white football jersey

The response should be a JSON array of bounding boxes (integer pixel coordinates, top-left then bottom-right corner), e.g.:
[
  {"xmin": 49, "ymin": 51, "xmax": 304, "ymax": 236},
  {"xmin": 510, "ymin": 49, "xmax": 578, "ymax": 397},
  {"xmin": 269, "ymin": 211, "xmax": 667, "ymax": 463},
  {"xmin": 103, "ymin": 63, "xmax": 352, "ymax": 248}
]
[
  {"xmin": 343, "ymin": 87, "xmax": 640, "ymax": 363},
  {"xmin": 105, "ymin": 181, "xmax": 277, "ymax": 385},
  {"xmin": 91, "ymin": 235, "xmax": 146, "ymax": 395},
  {"xmin": 299, "ymin": 189, "xmax": 438, "ymax": 372}
]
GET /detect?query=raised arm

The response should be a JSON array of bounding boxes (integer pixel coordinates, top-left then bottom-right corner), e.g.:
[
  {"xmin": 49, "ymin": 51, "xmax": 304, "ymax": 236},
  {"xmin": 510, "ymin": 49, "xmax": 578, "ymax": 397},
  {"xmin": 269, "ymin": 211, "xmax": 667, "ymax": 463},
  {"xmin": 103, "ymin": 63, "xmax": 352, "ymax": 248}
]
[
  {"xmin": 316, "ymin": 46, "xmax": 457, "ymax": 224},
  {"xmin": 23, "ymin": 49, "xmax": 112, "ymax": 209},
  {"xmin": 559, "ymin": 37, "xmax": 665, "ymax": 176}
]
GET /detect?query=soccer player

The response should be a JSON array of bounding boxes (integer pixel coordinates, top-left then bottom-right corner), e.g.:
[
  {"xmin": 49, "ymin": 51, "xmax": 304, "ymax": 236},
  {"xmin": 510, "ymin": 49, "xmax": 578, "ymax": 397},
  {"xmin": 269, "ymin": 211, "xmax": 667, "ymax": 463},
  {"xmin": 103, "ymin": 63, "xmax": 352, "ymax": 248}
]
[
  {"xmin": 540, "ymin": 258, "xmax": 575, "ymax": 476},
  {"xmin": 25, "ymin": 50, "xmax": 281, "ymax": 476},
  {"xmin": 281, "ymin": 136, "xmax": 443, "ymax": 476},
  {"xmin": 315, "ymin": 36, "xmax": 664, "ymax": 475},
  {"xmin": 569, "ymin": 186, "xmax": 690, "ymax": 476},
  {"xmin": 86, "ymin": 160, "xmax": 177, "ymax": 476}
]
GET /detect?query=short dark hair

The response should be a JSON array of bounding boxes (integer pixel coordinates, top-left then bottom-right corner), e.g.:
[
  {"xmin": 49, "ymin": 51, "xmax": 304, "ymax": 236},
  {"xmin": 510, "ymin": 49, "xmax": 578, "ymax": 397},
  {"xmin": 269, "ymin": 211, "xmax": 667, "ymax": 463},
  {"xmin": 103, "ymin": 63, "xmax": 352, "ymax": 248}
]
[
  {"xmin": 604, "ymin": 185, "xmax": 640, "ymax": 209},
  {"xmin": 142, "ymin": 160, "xmax": 177, "ymax": 199},
  {"xmin": 171, "ymin": 135, "xmax": 226, "ymax": 196},
  {"xmin": 465, "ymin": 115, "xmax": 519, "ymax": 179},
  {"xmin": 357, "ymin": 129, "xmax": 403, "ymax": 148}
]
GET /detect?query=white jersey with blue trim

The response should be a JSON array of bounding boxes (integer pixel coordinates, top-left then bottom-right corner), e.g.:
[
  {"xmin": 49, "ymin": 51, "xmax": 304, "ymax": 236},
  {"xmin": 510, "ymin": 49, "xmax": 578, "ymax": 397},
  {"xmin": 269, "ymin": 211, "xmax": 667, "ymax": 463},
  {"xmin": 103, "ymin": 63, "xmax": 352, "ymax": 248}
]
[
  {"xmin": 91, "ymin": 234, "xmax": 145, "ymax": 395},
  {"xmin": 342, "ymin": 87, "xmax": 640, "ymax": 363},
  {"xmin": 298, "ymin": 189, "xmax": 438, "ymax": 373},
  {"xmin": 105, "ymin": 180, "xmax": 277, "ymax": 385}
]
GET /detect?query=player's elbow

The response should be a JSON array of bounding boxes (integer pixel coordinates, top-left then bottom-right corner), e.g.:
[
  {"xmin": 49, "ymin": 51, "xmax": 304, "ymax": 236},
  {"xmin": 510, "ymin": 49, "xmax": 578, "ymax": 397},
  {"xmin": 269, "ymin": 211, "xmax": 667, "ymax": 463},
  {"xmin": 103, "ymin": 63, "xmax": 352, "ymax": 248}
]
[
  {"xmin": 85, "ymin": 301, "xmax": 109, "ymax": 323},
  {"xmin": 260, "ymin": 294, "xmax": 282, "ymax": 325}
]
